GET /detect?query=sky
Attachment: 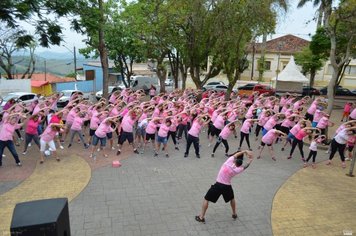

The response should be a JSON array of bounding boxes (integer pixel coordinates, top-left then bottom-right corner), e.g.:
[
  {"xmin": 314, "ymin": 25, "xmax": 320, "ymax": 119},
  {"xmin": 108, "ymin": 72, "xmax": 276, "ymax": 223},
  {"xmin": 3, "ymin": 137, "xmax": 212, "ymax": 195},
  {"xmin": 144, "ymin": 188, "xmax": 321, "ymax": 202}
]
[{"xmin": 33, "ymin": 1, "xmax": 318, "ymax": 53}]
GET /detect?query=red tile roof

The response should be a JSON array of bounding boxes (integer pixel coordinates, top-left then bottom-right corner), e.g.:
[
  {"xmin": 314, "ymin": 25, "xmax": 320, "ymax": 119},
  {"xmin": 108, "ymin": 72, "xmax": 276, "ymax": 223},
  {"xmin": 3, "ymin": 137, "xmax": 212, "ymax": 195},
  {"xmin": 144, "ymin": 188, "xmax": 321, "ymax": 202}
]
[
  {"xmin": 30, "ymin": 73, "xmax": 76, "ymax": 83},
  {"xmin": 251, "ymin": 34, "xmax": 310, "ymax": 54},
  {"xmin": 31, "ymin": 80, "xmax": 49, "ymax": 87}
]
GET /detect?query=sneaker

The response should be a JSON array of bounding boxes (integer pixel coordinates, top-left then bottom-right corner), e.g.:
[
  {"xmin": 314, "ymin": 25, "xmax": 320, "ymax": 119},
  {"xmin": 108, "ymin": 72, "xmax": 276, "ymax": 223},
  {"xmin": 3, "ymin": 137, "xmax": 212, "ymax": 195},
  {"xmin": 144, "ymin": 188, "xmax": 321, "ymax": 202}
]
[
  {"xmin": 208, "ymin": 143, "xmax": 211, "ymax": 147},
  {"xmin": 97, "ymin": 148, "xmax": 101, "ymax": 152},
  {"xmin": 175, "ymin": 146, "xmax": 179, "ymax": 150},
  {"xmin": 116, "ymin": 150, "xmax": 121, "ymax": 156},
  {"xmin": 22, "ymin": 151, "xmax": 27, "ymax": 155},
  {"xmin": 165, "ymin": 154, "xmax": 169, "ymax": 158},
  {"xmin": 281, "ymin": 148, "xmax": 285, "ymax": 151},
  {"xmin": 16, "ymin": 162, "xmax": 22, "ymax": 167},
  {"xmin": 59, "ymin": 145, "xmax": 64, "ymax": 150},
  {"xmin": 140, "ymin": 150, "xmax": 144, "ymax": 154},
  {"xmin": 325, "ymin": 150, "xmax": 330, "ymax": 154},
  {"xmin": 19, "ymin": 137, "xmax": 24, "ymax": 141},
  {"xmin": 184, "ymin": 153, "xmax": 188, "ymax": 158},
  {"xmin": 154, "ymin": 152, "xmax": 158, "ymax": 157},
  {"xmin": 2, "ymin": 154, "xmax": 5, "ymax": 157},
  {"xmin": 195, "ymin": 216, "xmax": 205, "ymax": 223},
  {"xmin": 225, "ymin": 153, "xmax": 229, "ymax": 157},
  {"xmin": 287, "ymin": 156, "xmax": 292, "ymax": 159},
  {"xmin": 196, "ymin": 155, "xmax": 200, "ymax": 159},
  {"xmin": 211, "ymin": 153, "xmax": 215, "ymax": 157},
  {"xmin": 28, "ymin": 143, "xmax": 32, "ymax": 147},
  {"xmin": 84, "ymin": 144, "xmax": 89, "ymax": 149},
  {"xmin": 342, "ymin": 162, "xmax": 346, "ymax": 168},
  {"xmin": 111, "ymin": 147, "xmax": 115, "ymax": 150},
  {"xmin": 346, "ymin": 158, "xmax": 351, "ymax": 161},
  {"xmin": 133, "ymin": 149, "xmax": 139, "ymax": 154},
  {"xmin": 232, "ymin": 214, "xmax": 238, "ymax": 220},
  {"xmin": 68, "ymin": 144, "xmax": 72, "ymax": 148}
]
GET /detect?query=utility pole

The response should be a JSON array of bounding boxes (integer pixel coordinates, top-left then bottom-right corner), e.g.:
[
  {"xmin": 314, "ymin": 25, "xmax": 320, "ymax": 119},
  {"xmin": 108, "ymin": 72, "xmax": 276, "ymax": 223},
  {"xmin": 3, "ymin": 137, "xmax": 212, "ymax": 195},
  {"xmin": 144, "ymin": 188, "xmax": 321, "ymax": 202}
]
[
  {"xmin": 44, "ymin": 59, "xmax": 47, "ymax": 81},
  {"xmin": 74, "ymin": 46, "xmax": 77, "ymax": 80},
  {"xmin": 250, "ymin": 40, "xmax": 255, "ymax": 80}
]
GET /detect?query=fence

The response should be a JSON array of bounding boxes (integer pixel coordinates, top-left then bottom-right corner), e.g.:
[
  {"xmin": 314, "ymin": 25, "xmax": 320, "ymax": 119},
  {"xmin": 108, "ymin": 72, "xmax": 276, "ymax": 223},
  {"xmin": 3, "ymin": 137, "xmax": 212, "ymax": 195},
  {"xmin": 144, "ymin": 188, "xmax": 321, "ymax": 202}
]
[{"xmin": 0, "ymin": 79, "xmax": 31, "ymax": 96}]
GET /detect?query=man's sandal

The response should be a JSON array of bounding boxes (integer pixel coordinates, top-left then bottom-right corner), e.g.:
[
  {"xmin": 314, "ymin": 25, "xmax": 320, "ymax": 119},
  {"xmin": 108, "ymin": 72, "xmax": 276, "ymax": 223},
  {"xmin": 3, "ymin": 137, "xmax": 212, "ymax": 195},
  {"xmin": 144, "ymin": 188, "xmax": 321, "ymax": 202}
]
[{"xmin": 195, "ymin": 216, "xmax": 205, "ymax": 223}]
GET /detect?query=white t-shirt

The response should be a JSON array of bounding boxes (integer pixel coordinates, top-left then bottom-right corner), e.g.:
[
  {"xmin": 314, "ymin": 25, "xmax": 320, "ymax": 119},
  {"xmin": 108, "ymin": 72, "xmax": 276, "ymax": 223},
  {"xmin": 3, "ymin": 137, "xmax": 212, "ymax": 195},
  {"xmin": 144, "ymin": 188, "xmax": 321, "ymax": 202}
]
[
  {"xmin": 309, "ymin": 141, "xmax": 318, "ymax": 151},
  {"xmin": 334, "ymin": 129, "xmax": 349, "ymax": 144}
]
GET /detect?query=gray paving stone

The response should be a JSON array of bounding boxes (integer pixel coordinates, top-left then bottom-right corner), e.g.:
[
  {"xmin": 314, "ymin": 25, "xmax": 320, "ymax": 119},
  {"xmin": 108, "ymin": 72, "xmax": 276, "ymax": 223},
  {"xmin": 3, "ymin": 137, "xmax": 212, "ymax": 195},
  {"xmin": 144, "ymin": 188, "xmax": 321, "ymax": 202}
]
[{"xmin": 69, "ymin": 134, "xmax": 327, "ymax": 235}]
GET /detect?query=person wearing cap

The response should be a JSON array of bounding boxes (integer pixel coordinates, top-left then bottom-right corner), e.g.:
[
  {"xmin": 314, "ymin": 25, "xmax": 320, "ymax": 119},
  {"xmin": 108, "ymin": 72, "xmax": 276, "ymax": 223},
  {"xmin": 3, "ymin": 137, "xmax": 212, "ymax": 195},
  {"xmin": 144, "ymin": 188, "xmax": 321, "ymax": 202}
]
[{"xmin": 195, "ymin": 150, "xmax": 254, "ymax": 223}]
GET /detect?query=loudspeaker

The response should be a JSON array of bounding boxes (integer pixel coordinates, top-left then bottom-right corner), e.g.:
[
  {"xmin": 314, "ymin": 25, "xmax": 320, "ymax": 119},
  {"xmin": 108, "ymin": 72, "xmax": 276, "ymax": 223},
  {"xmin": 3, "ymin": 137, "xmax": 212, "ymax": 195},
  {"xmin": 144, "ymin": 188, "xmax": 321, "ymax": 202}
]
[{"xmin": 10, "ymin": 198, "xmax": 71, "ymax": 236}]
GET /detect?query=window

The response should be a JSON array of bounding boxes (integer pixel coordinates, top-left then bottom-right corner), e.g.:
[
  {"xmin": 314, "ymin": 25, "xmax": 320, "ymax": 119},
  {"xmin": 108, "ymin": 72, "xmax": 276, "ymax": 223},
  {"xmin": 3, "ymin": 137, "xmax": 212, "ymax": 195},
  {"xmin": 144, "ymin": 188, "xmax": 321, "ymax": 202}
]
[
  {"xmin": 85, "ymin": 70, "xmax": 95, "ymax": 81},
  {"xmin": 348, "ymin": 66, "xmax": 356, "ymax": 75},
  {"xmin": 258, "ymin": 61, "xmax": 271, "ymax": 71}
]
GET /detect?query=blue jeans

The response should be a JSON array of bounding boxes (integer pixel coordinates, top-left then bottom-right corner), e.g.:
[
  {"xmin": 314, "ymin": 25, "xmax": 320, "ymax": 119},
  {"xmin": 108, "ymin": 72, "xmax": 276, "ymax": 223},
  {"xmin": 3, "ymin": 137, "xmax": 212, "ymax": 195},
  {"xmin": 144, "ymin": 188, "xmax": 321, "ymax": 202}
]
[{"xmin": 0, "ymin": 140, "xmax": 21, "ymax": 165}]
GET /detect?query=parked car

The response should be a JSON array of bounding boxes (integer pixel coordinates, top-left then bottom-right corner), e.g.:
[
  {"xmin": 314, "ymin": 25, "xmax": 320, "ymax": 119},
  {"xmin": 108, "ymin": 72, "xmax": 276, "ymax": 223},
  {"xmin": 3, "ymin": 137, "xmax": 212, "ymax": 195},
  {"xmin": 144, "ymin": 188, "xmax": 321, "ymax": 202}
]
[
  {"xmin": 320, "ymin": 86, "xmax": 356, "ymax": 96},
  {"xmin": 57, "ymin": 90, "xmax": 83, "ymax": 107},
  {"xmin": 0, "ymin": 92, "xmax": 37, "ymax": 111},
  {"xmin": 131, "ymin": 75, "xmax": 159, "ymax": 93},
  {"xmin": 302, "ymin": 86, "xmax": 320, "ymax": 96},
  {"xmin": 96, "ymin": 85, "xmax": 124, "ymax": 100},
  {"xmin": 203, "ymin": 84, "xmax": 228, "ymax": 92},
  {"xmin": 165, "ymin": 78, "xmax": 173, "ymax": 86},
  {"xmin": 238, "ymin": 83, "xmax": 275, "ymax": 96}
]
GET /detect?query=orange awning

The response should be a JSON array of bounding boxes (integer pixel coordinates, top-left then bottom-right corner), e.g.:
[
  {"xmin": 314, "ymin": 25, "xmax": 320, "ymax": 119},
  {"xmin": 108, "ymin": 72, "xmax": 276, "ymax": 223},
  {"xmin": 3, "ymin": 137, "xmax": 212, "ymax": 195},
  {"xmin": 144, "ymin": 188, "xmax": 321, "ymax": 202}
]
[{"xmin": 31, "ymin": 80, "xmax": 49, "ymax": 87}]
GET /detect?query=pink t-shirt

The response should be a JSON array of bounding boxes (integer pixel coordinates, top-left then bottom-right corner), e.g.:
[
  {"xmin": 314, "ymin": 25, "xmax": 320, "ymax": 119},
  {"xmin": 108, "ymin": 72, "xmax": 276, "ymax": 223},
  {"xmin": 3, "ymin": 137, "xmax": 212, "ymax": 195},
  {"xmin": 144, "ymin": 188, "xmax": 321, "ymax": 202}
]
[
  {"xmin": 71, "ymin": 116, "xmax": 84, "ymax": 131},
  {"xmin": 350, "ymin": 109, "xmax": 356, "ymax": 119},
  {"xmin": 313, "ymin": 110, "xmax": 323, "ymax": 123},
  {"xmin": 121, "ymin": 115, "xmax": 135, "ymax": 133},
  {"xmin": 347, "ymin": 136, "xmax": 356, "ymax": 147},
  {"xmin": 0, "ymin": 123, "xmax": 20, "ymax": 141},
  {"xmin": 240, "ymin": 120, "xmax": 252, "ymax": 134},
  {"xmin": 281, "ymin": 118, "xmax": 294, "ymax": 128},
  {"xmin": 216, "ymin": 156, "xmax": 244, "ymax": 185},
  {"xmin": 26, "ymin": 119, "xmax": 40, "ymax": 135},
  {"xmin": 307, "ymin": 101, "xmax": 317, "ymax": 115},
  {"xmin": 261, "ymin": 130, "xmax": 279, "ymax": 145},
  {"xmin": 146, "ymin": 120, "xmax": 158, "ymax": 134},
  {"xmin": 290, "ymin": 123, "xmax": 301, "ymax": 136},
  {"xmin": 90, "ymin": 114, "xmax": 101, "ymax": 130},
  {"xmin": 295, "ymin": 129, "xmax": 307, "ymax": 141},
  {"xmin": 344, "ymin": 103, "xmax": 352, "ymax": 112},
  {"xmin": 263, "ymin": 117, "xmax": 277, "ymax": 131},
  {"xmin": 50, "ymin": 115, "xmax": 61, "ymax": 124},
  {"xmin": 188, "ymin": 120, "xmax": 202, "ymax": 137},
  {"xmin": 40, "ymin": 126, "xmax": 58, "ymax": 142},
  {"xmin": 158, "ymin": 123, "xmax": 170, "ymax": 137},
  {"xmin": 66, "ymin": 109, "xmax": 77, "ymax": 124},
  {"xmin": 95, "ymin": 119, "xmax": 114, "ymax": 138},
  {"xmin": 213, "ymin": 115, "xmax": 225, "ymax": 130},
  {"xmin": 220, "ymin": 125, "xmax": 233, "ymax": 140},
  {"xmin": 149, "ymin": 88, "xmax": 156, "ymax": 96},
  {"xmin": 316, "ymin": 117, "xmax": 329, "ymax": 129}
]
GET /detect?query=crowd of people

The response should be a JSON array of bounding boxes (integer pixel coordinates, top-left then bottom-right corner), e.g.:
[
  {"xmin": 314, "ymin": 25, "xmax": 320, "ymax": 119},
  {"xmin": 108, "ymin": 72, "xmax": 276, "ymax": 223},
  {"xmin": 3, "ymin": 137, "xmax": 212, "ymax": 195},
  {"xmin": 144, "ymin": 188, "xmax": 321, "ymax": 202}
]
[{"xmin": 0, "ymin": 88, "xmax": 355, "ymax": 170}]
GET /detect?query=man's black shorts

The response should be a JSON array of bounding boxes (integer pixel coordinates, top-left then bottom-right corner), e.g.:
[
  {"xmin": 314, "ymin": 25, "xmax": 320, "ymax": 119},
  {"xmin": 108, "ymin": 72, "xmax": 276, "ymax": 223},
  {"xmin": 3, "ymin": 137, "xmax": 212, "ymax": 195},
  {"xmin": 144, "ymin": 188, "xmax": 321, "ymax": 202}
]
[
  {"xmin": 118, "ymin": 131, "xmax": 133, "ymax": 144},
  {"xmin": 204, "ymin": 182, "xmax": 234, "ymax": 203}
]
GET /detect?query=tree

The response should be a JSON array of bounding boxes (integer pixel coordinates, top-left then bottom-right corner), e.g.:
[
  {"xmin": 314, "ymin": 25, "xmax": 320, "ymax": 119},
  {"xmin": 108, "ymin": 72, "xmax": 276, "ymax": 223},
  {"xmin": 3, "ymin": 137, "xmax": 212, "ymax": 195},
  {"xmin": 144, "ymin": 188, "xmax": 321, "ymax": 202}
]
[
  {"xmin": 0, "ymin": 0, "xmax": 76, "ymax": 47},
  {"xmin": 294, "ymin": 46, "xmax": 325, "ymax": 87},
  {"xmin": 0, "ymin": 26, "xmax": 36, "ymax": 80},
  {"xmin": 325, "ymin": 0, "xmax": 356, "ymax": 113},
  {"xmin": 211, "ymin": 0, "xmax": 276, "ymax": 100},
  {"xmin": 297, "ymin": 0, "xmax": 329, "ymax": 28},
  {"xmin": 70, "ymin": 0, "xmax": 113, "ymax": 99},
  {"xmin": 258, "ymin": 0, "xmax": 288, "ymax": 81}
]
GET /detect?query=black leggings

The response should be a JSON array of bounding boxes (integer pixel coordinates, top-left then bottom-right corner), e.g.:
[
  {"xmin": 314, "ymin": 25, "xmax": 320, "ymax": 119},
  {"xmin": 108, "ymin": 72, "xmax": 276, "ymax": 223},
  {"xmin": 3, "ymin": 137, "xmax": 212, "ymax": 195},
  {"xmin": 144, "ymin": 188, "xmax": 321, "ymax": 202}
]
[
  {"xmin": 23, "ymin": 133, "xmax": 40, "ymax": 152},
  {"xmin": 213, "ymin": 137, "xmax": 229, "ymax": 154},
  {"xmin": 239, "ymin": 132, "xmax": 251, "ymax": 149},
  {"xmin": 15, "ymin": 129, "xmax": 22, "ymax": 139},
  {"xmin": 177, "ymin": 124, "xmax": 188, "ymax": 141},
  {"xmin": 306, "ymin": 150, "xmax": 317, "ymax": 163},
  {"xmin": 167, "ymin": 131, "xmax": 177, "ymax": 145},
  {"xmin": 255, "ymin": 125, "xmax": 262, "ymax": 137},
  {"xmin": 329, "ymin": 139, "xmax": 346, "ymax": 162},
  {"xmin": 184, "ymin": 134, "xmax": 199, "ymax": 156},
  {"xmin": 290, "ymin": 138, "xmax": 304, "ymax": 158}
]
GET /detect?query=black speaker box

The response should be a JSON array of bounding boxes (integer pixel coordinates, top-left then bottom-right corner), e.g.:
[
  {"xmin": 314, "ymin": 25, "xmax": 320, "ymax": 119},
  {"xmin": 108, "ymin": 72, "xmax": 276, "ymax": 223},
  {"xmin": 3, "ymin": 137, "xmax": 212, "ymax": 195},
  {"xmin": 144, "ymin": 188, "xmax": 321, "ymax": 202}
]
[{"xmin": 10, "ymin": 198, "xmax": 71, "ymax": 236}]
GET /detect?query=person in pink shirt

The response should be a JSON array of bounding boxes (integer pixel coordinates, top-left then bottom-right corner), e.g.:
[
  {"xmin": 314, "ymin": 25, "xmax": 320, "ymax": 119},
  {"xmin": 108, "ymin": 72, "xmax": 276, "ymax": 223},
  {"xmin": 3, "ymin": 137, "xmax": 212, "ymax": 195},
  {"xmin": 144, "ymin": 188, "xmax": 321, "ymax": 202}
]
[
  {"xmin": 209, "ymin": 110, "xmax": 229, "ymax": 146},
  {"xmin": 238, "ymin": 119, "xmax": 258, "ymax": 151},
  {"xmin": 288, "ymin": 127, "xmax": 319, "ymax": 161},
  {"xmin": 154, "ymin": 118, "xmax": 172, "ymax": 157},
  {"xmin": 67, "ymin": 112, "xmax": 89, "ymax": 149},
  {"xmin": 90, "ymin": 117, "xmax": 119, "ymax": 159},
  {"xmin": 184, "ymin": 114, "xmax": 210, "ymax": 158},
  {"xmin": 39, "ymin": 123, "xmax": 65, "ymax": 163},
  {"xmin": 316, "ymin": 113, "xmax": 334, "ymax": 143},
  {"xmin": 195, "ymin": 150, "xmax": 254, "ymax": 223},
  {"xmin": 262, "ymin": 113, "xmax": 285, "ymax": 136},
  {"xmin": 257, "ymin": 129, "xmax": 287, "ymax": 161},
  {"xmin": 0, "ymin": 113, "xmax": 25, "ymax": 166},
  {"xmin": 341, "ymin": 102, "xmax": 353, "ymax": 122},
  {"xmin": 255, "ymin": 110, "xmax": 272, "ymax": 140},
  {"xmin": 143, "ymin": 117, "xmax": 161, "ymax": 153},
  {"xmin": 281, "ymin": 120, "xmax": 309, "ymax": 151},
  {"xmin": 167, "ymin": 117, "xmax": 180, "ymax": 151},
  {"xmin": 116, "ymin": 108, "xmax": 142, "ymax": 155},
  {"xmin": 211, "ymin": 121, "xmax": 239, "ymax": 157},
  {"xmin": 22, "ymin": 114, "xmax": 45, "ymax": 155},
  {"xmin": 350, "ymin": 107, "xmax": 356, "ymax": 120},
  {"xmin": 63, "ymin": 106, "xmax": 80, "ymax": 141}
]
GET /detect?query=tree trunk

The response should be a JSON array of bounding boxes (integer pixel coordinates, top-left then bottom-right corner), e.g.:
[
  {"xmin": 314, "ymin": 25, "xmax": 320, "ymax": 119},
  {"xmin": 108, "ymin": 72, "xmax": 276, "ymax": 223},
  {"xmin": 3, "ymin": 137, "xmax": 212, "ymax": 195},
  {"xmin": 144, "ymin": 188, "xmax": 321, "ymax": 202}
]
[
  {"xmin": 179, "ymin": 62, "xmax": 187, "ymax": 90},
  {"xmin": 190, "ymin": 66, "xmax": 202, "ymax": 89},
  {"xmin": 310, "ymin": 69, "xmax": 316, "ymax": 87},
  {"xmin": 258, "ymin": 33, "xmax": 267, "ymax": 81},
  {"xmin": 316, "ymin": 4, "xmax": 323, "ymax": 28},
  {"xmin": 326, "ymin": 68, "xmax": 339, "ymax": 114},
  {"xmin": 98, "ymin": 0, "xmax": 109, "ymax": 100},
  {"xmin": 156, "ymin": 58, "xmax": 166, "ymax": 93},
  {"xmin": 224, "ymin": 73, "xmax": 235, "ymax": 101}
]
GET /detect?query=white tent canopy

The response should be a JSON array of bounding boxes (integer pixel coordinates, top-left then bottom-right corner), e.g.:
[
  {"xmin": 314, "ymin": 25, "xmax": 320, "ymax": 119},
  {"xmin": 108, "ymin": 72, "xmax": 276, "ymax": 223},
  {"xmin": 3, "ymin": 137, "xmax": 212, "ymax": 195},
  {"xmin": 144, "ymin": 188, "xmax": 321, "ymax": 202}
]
[{"xmin": 271, "ymin": 56, "xmax": 309, "ymax": 82}]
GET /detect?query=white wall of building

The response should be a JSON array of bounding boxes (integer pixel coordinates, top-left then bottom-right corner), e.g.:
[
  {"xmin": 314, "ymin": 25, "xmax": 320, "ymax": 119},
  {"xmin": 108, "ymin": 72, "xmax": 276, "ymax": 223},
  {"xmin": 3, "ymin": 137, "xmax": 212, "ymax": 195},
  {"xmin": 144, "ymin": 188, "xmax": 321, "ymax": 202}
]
[{"xmin": 0, "ymin": 79, "xmax": 31, "ymax": 96}]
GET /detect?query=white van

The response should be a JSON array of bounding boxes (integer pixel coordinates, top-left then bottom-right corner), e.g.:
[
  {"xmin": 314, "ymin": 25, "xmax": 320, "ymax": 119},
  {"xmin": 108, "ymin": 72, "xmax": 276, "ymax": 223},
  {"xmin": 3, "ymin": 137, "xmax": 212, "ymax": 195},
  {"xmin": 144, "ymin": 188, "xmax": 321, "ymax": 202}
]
[{"xmin": 131, "ymin": 76, "xmax": 159, "ymax": 92}]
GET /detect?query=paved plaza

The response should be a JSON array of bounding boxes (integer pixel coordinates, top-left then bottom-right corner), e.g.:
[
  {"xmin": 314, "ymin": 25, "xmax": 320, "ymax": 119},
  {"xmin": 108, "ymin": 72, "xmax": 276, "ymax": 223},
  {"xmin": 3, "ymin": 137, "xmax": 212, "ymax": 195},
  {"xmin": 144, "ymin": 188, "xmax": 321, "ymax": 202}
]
[{"xmin": 0, "ymin": 109, "xmax": 355, "ymax": 236}]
